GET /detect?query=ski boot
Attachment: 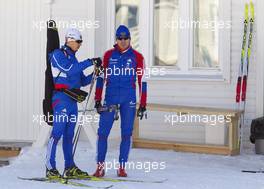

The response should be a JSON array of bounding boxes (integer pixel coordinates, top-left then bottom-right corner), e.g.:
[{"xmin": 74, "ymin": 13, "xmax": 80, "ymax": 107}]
[
  {"xmin": 93, "ymin": 163, "xmax": 105, "ymax": 177},
  {"xmin": 46, "ymin": 168, "xmax": 62, "ymax": 179},
  {"xmin": 117, "ymin": 167, "xmax": 127, "ymax": 177},
  {"xmin": 63, "ymin": 166, "xmax": 89, "ymax": 179}
]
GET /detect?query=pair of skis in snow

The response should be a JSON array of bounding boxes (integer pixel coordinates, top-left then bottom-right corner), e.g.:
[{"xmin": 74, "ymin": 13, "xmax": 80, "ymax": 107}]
[
  {"xmin": 18, "ymin": 176, "xmax": 112, "ymax": 189},
  {"xmin": 18, "ymin": 176, "xmax": 167, "ymax": 188},
  {"xmin": 236, "ymin": 1, "xmax": 254, "ymax": 152}
]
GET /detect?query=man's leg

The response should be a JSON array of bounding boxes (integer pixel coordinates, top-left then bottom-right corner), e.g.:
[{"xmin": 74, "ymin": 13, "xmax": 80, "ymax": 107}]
[
  {"xmin": 46, "ymin": 104, "xmax": 68, "ymax": 170},
  {"xmin": 119, "ymin": 99, "xmax": 136, "ymax": 167},
  {"xmin": 62, "ymin": 103, "xmax": 89, "ymax": 178},
  {"xmin": 62, "ymin": 103, "xmax": 78, "ymax": 169},
  {"xmin": 93, "ymin": 104, "xmax": 116, "ymax": 177},
  {"xmin": 62, "ymin": 111, "xmax": 76, "ymax": 169},
  {"xmin": 96, "ymin": 110, "xmax": 115, "ymax": 163}
]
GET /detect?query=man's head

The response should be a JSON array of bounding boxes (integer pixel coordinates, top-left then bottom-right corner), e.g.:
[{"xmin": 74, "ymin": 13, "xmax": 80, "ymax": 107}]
[
  {"xmin": 65, "ymin": 28, "xmax": 83, "ymax": 52},
  {"xmin": 115, "ymin": 25, "xmax": 131, "ymax": 51}
]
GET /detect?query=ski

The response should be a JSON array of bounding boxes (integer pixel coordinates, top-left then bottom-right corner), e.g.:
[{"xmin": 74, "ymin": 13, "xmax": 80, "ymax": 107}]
[
  {"xmin": 241, "ymin": 1, "xmax": 254, "ymax": 106},
  {"xmin": 236, "ymin": 1, "xmax": 255, "ymax": 151},
  {"xmin": 69, "ymin": 175, "xmax": 168, "ymax": 183},
  {"xmin": 236, "ymin": 3, "xmax": 249, "ymax": 150},
  {"xmin": 17, "ymin": 177, "xmax": 113, "ymax": 189},
  {"xmin": 242, "ymin": 170, "xmax": 264, "ymax": 173},
  {"xmin": 240, "ymin": 0, "xmax": 255, "ymax": 150},
  {"xmin": 236, "ymin": 3, "xmax": 249, "ymax": 106}
]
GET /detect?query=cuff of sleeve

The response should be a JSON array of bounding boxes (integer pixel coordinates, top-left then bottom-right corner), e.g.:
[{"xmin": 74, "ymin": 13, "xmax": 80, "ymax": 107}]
[{"xmin": 86, "ymin": 59, "xmax": 93, "ymax": 67}]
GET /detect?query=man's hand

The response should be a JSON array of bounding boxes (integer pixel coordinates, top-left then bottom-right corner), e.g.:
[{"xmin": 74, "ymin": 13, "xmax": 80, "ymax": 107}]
[
  {"xmin": 91, "ymin": 58, "xmax": 103, "ymax": 76},
  {"xmin": 95, "ymin": 101, "xmax": 103, "ymax": 114},
  {"xmin": 95, "ymin": 66, "xmax": 104, "ymax": 76},
  {"xmin": 91, "ymin": 57, "xmax": 102, "ymax": 68},
  {"xmin": 137, "ymin": 106, "xmax": 147, "ymax": 120}
]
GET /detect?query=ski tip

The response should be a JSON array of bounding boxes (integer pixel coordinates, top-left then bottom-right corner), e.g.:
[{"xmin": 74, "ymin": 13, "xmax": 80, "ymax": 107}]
[
  {"xmin": 106, "ymin": 185, "xmax": 114, "ymax": 189},
  {"xmin": 244, "ymin": 3, "xmax": 249, "ymax": 20},
  {"xmin": 242, "ymin": 170, "xmax": 256, "ymax": 173},
  {"xmin": 250, "ymin": 0, "xmax": 254, "ymax": 7},
  {"xmin": 242, "ymin": 170, "xmax": 264, "ymax": 173},
  {"xmin": 17, "ymin": 176, "xmax": 30, "ymax": 180},
  {"xmin": 250, "ymin": 1, "xmax": 254, "ymax": 19},
  {"xmin": 245, "ymin": 3, "xmax": 249, "ymax": 9},
  {"xmin": 17, "ymin": 176, "xmax": 47, "ymax": 181},
  {"xmin": 155, "ymin": 178, "xmax": 168, "ymax": 183}
]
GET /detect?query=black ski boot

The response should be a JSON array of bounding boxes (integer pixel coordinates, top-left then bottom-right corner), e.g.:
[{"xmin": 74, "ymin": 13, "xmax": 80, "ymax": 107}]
[
  {"xmin": 46, "ymin": 168, "xmax": 62, "ymax": 179},
  {"xmin": 63, "ymin": 166, "xmax": 89, "ymax": 179}
]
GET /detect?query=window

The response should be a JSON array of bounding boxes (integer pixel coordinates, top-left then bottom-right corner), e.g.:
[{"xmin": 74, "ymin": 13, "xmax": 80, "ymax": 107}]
[
  {"xmin": 193, "ymin": 0, "xmax": 219, "ymax": 68},
  {"xmin": 154, "ymin": 0, "xmax": 179, "ymax": 66},
  {"xmin": 114, "ymin": 0, "xmax": 230, "ymax": 80},
  {"xmin": 115, "ymin": 0, "xmax": 140, "ymax": 50}
]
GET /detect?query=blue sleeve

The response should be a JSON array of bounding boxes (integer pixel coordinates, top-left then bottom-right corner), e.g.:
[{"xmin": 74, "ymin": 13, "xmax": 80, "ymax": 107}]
[
  {"xmin": 51, "ymin": 50, "xmax": 93, "ymax": 76},
  {"xmin": 81, "ymin": 71, "xmax": 94, "ymax": 87}
]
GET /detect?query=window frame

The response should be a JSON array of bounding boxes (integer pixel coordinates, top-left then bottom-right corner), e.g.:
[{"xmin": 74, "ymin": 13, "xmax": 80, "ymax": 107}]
[{"xmin": 109, "ymin": 0, "xmax": 231, "ymax": 82}]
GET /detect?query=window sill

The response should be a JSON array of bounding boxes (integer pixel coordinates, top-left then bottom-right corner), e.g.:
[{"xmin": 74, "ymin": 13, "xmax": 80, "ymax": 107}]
[{"xmin": 146, "ymin": 73, "xmax": 228, "ymax": 82}]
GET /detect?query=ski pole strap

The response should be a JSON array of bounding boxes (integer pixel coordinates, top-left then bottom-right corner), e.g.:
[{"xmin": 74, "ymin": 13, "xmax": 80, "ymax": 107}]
[{"xmin": 56, "ymin": 88, "xmax": 88, "ymax": 103}]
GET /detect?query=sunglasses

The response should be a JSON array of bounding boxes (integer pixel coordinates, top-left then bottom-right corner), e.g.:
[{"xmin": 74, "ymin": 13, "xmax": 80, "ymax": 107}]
[
  {"xmin": 75, "ymin": 40, "xmax": 83, "ymax": 44},
  {"xmin": 117, "ymin": 37, "xmax": 129, "ymax": 41}
]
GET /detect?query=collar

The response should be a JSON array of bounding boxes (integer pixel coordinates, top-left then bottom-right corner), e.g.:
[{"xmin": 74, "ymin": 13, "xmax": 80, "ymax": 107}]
[
  {"xmin": 114, "ymin": 44, "xmax": 131, "ymax": 54},
  {"xmin": 61, "ymin": 44, "xmax": 76, "ymax": 55}
]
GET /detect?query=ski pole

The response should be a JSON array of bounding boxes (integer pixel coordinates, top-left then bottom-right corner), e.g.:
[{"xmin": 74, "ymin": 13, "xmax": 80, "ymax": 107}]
[{"xmin": 72, "ymin": 72, "xmax": 98, "ymax": 157}]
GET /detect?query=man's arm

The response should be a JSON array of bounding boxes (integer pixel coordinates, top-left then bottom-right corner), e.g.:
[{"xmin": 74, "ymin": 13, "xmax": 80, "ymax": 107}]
[
  {"xmin": 94, "ymin": 49, "xmax": 114, "ymax": 101},
  {"xmin": 51, "ymin": 49, "xmax": 93, "ymax": 76},
  {"xmin": 134, "ymin": 51, "xmax": 147, "ymax": 107},
  {"xmin": 81, "ymin": 71, "xmax": 94, "ymax": 87}
]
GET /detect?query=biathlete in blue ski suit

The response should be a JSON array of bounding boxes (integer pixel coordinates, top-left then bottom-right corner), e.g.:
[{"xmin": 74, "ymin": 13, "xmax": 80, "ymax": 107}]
[
  {"xmin": 93, "ymin": 25, "xmax": 147, "ymax": 177},
  {"xmin": 45, "ymin": 28, "xmax": 101, "ymax": 179}
]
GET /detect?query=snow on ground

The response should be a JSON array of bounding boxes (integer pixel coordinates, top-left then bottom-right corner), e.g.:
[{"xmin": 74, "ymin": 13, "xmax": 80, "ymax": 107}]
[{"xmin": 0, "ymin": 141, "xmax": 264, "ymax": 189}]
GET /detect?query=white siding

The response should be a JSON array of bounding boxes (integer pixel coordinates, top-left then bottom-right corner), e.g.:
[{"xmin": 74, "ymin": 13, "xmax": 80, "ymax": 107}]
[
  {"xmin": 0, "ymin": 0, "xmax": 95, "ymax": 142},
  {"xmin": 0, "ymin": 0, "xmax": 263, "ymax": 150},
  {"xmin": 0, "ymin": 0, "xmax": 45, "ymax": 141}
]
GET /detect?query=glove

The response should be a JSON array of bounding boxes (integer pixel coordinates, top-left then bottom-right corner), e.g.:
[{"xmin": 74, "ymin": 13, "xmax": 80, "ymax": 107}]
[
  {"xmin": 91, "ymin": 57, "xmax": 102, "ymax": 68},
  {"xmin": 91, "ymin": 57, "xmax": 103, "ymax": 76},
  {"xmin": 137, "ymin": 106, "xmax": 147, "ymax": 120},
  {"xmin": 95, "ymin": 101, "xmax": 103, "ymax": 114},
  {"xmin": 94, "ymin": 66, "xmax": 104, "ymax": 76}
]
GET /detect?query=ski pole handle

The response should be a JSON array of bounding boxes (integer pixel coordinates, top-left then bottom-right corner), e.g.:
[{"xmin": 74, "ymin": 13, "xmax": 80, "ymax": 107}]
[
  {"xmin": 236, "ymin": 77, "xmax": 242, "ymax": 103},
  {"xmin": 241, "ymin": 75, "xmax": 247, "ymax": 101}
]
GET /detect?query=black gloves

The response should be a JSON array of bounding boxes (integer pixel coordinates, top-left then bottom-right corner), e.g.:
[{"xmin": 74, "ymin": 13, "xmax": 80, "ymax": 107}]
[
  {"xmin": 96, "ymin": 101, "xmax": 147, "ymax": 120},
  {"xmin": 95, "ymin": 101, "xmax": 103, "ymax": 114},
  {"xmin": 91, "ymin": 57, "xmax": 103, "ymax": 76},
  {"xmin": 137, "ymin": 106, "xmax": 147, "ymax": 120},
  {"xmin": 91, "ymin": 57, "xmax": 102, "ymax": 67}
]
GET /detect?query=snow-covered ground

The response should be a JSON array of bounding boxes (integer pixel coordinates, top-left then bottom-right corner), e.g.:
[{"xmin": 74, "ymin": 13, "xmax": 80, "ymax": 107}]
[{"xmin": 0, "ymin": 141, "xmax": 264, "ymax": 189}]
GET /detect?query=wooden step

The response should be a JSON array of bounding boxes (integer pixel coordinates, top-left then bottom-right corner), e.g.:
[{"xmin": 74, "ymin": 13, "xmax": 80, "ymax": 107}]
[
  {"xmin": 0, "ymin": 147, "xmax": 21, "ymax": 158},
  {"xmin": 0, "ymin": 142, "xmax": 31, "ymax": 158}
]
